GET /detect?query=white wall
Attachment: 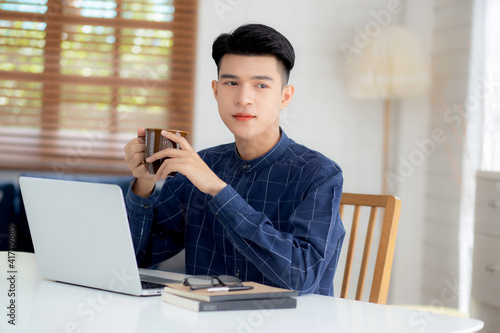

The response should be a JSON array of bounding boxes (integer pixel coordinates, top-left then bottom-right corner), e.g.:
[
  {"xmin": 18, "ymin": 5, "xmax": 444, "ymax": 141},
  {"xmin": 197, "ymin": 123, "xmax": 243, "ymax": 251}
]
[
  {"xmin": 191, "ymin": 0, "xmax": 433, "ymax": 305},
  {"xmin": 386, "ymin": 0, "xmax": 438, "ymax": 306},
  {"xmin": 422, "ymin": 0, "xmax": 481, "ymax": 313}
]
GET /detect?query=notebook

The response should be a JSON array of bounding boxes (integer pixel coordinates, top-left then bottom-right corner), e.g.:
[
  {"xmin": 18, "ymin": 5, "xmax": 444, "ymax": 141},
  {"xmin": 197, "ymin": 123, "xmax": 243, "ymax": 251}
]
[{"xmin": 19, "ymin": 176, "xmax": 184, "ymax": 296}]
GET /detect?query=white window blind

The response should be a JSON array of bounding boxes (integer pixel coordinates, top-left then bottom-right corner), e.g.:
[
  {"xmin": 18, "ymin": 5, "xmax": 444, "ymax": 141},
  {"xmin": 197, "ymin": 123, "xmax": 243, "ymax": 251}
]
[{"xmin": 0, "ymin": 0, "xmax": 197, "ymax": 174}]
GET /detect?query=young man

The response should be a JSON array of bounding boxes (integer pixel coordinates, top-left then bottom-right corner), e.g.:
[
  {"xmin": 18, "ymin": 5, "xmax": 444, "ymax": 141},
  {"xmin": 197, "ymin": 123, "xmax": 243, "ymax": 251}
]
[{"xmin": 123, "ymin": 24, "xmax": 345, "ymax": 296}]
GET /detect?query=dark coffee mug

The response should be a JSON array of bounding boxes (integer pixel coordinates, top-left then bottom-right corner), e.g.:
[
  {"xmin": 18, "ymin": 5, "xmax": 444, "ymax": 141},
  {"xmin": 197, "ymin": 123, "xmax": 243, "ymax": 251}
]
[{"xmin": 142, "ymin": 128, "xmax": 188, "ymax": 176}]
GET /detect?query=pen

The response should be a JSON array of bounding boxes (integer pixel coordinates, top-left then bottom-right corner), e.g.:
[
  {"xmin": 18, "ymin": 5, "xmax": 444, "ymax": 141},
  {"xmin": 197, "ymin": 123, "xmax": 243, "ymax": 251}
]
[{"xmin": 206, "ymin": 286, "xmax": 254, "ymax": 292}]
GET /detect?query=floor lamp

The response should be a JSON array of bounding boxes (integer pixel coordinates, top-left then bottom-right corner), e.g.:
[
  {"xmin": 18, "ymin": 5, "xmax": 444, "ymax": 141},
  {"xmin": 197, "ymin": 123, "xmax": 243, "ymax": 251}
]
[{"xmin": 346, "ymin": 26, "xmax": 430, "ymax": 194}]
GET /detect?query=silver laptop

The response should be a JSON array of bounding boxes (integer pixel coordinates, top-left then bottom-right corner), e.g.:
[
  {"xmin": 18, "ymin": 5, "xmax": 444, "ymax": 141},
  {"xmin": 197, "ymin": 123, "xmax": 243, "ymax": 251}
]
[{"xmin": 19, "ymin": 176, "xmax": 183, "ymax": 296}]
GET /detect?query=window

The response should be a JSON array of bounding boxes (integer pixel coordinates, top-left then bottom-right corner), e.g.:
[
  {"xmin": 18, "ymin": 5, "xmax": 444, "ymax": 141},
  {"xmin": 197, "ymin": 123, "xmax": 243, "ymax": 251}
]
[{"xmin": 0, "ymin": 0, "xmax": 197, "ymax": 174}]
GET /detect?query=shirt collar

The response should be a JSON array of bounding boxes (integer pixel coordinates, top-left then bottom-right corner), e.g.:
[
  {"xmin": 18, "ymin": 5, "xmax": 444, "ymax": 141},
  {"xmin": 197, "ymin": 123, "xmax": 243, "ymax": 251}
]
[{"xmin": 233, "ymin": 128, "xmax": 290, "ymax": 173}]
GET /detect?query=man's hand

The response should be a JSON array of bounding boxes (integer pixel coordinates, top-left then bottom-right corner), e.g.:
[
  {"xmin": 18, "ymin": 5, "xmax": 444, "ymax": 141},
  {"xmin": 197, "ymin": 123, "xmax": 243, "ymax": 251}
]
[
  {"xmin": 146, "ymin": 130, "xmax": 227, "ymax": 196},
  {"xmin": 123, "ymin": 127, "xmax": 155, "ymax": 197}
]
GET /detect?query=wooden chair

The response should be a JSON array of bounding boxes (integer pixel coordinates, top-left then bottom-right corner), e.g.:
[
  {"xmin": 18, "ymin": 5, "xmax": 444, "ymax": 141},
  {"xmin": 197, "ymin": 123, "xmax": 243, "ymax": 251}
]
[{"xmin": 338, "ymin": 193, "xmax": 401, "ymax": 304}]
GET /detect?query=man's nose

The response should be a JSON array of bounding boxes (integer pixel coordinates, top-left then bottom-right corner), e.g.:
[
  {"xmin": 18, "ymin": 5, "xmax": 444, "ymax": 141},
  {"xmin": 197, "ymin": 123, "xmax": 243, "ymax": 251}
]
[{"xmin": 234, "ymin": 84, "xmax": 254, "ymax": 105}]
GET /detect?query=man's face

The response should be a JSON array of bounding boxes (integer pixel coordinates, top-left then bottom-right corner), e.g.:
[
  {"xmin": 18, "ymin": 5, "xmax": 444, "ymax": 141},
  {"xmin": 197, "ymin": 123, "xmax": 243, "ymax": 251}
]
[{"xmin": 212, "ymin": 54, "xmax": 294, "ymax": 144}]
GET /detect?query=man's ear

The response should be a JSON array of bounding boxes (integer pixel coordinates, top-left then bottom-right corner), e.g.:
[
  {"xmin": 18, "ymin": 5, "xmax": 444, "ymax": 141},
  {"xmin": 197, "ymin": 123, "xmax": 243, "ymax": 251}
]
[
  {"xmin": 280, "ymin": 85, "xmax": 295, "ymax": 110},
  {"xmin": 212, "ymin": 80, "xmax": 218, "ymax": 98}
]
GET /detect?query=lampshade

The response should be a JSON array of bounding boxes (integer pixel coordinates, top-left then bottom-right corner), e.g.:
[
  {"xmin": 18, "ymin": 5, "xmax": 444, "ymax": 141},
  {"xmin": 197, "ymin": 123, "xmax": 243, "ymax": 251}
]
[
  {"xmin": 346, "ymin": 26, "xmax": 430, "ymax": 100},
  {"xmin": 345, "ymin": 26, "xmax": 430, "ymax": 194}
]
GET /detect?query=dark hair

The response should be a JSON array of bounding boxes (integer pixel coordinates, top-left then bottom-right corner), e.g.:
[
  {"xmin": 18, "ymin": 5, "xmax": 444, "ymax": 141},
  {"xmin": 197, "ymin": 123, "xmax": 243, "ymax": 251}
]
[{"xmin": 212, "ymin": 23, "xmax": 295, "ymax": 85}]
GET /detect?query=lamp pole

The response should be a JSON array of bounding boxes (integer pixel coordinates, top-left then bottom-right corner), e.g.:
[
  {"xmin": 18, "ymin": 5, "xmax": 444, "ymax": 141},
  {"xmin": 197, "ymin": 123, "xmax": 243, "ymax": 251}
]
[{"xmin": 382, "ymin": 99, "xmax": 391, "ymax": 194}]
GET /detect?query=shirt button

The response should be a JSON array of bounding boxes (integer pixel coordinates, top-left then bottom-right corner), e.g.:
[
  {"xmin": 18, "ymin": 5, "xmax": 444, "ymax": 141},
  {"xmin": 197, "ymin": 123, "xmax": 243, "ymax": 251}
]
[
  {"xmin": 142, "ymin": 205, "xmax": 150, "ymax": 209},
  {"xmin": 235, "ymin": 270, "xmax": 240, "ymax": 278}
]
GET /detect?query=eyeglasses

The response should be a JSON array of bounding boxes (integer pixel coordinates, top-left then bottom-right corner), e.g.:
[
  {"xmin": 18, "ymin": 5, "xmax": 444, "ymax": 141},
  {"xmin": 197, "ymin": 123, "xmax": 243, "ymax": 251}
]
[{"xmin": 183, "ymin": 275, "xmax": 253, "ymax": 292}]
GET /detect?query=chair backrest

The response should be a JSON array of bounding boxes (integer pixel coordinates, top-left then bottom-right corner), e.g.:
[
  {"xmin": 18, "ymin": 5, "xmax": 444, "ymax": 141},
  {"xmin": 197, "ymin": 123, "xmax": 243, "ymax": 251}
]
[{"xmin": 338, "ymin": 193, "xmax": 401, "ymax": 304}]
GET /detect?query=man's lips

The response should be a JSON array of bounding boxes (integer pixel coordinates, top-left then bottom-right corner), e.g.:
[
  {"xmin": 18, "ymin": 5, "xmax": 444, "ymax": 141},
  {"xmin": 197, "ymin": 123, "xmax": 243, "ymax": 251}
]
[{"xmin": 233, "ymin": 113, "xmax": 256, "ymax": 121}]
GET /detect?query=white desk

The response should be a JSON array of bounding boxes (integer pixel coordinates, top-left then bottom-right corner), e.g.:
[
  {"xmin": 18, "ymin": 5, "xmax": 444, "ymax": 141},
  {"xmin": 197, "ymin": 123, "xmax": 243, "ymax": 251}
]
[{"xmin": 1, "ymin": 252, "xmax": 483, "ymax": 333}]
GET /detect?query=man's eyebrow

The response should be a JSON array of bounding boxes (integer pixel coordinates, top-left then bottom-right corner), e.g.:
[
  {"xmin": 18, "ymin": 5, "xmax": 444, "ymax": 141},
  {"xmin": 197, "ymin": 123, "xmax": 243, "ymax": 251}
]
[
  {"xmin": 219, "ymin": 74, "xmax": 239, "ymax": 79},
  {"xmin": 219, "ymin": 74, "xmax": 274, "ymax": 81},
  {"xmin": 252, "ymin": 75, "xmax": 273, "ymax": 81}
]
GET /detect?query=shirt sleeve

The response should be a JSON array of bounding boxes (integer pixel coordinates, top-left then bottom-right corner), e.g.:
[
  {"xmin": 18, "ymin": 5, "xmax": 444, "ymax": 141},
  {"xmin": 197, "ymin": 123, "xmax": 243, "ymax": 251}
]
[
  {"xmin": 125, "ymin": 179, "xmax": 156, "ymax": 264},
  {"xmin": 208, "ymin": 168, "xmax": 345, "ymax": 295},
  {"xmin": 125, "ymin": 178, "xmax": 186, "ymax": 267}
]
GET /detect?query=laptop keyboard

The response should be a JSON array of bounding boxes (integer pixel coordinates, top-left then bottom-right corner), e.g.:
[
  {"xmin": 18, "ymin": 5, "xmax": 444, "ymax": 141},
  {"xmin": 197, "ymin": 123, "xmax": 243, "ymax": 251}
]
[
  {"xmin": 141, "ymin": 280, "xmax": 165, "ymax": 290},
  {"xmin": 139, "ymin": 274, "xmax": 180, "ymax": 285}
]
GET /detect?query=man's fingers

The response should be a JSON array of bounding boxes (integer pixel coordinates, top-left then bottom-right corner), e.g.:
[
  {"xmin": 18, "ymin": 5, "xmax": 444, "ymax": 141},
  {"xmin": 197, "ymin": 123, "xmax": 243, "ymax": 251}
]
[
  {"xmin": 146, "ymin": 147, "xmax": 185, "ymax": 163},
  {"xmin": 130, "ymin": 140, "xmax": 146, "ymax": 154},
  {"xmin": 141, "ymin": 130, "xmax": 190, "ymax": 164},
  {"xmin": 124, "ymin": 138, "xmax": 146, "ymax": 161},
  {"xmin": 131, "ymin": 152, "xmax": 145, "ymax": 166},
  {"xmin": 123, "ymin": 128, "xmax": 157, "ymax": 182},
  {"xmin": 137, "ymin": 127, "xmax": 146, "ymax": 137},
  {"xmin": 154, "ymin": 160, "xmax": 173, "ymax": 181},
  {"xmin": 161, "ymin": 130, "xmax": 191, "ymax": 151}
]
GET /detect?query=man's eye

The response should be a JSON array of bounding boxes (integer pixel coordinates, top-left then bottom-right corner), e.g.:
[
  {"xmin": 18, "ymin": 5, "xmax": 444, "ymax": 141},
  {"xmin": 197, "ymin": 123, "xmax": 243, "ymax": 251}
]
[
  {"xmin": 225, "ymin": 81, "xmax": 237, "ymax": 86},
  {"xmin": 257, "ymin": 84, "xmax": 268, "ymax": 88}
]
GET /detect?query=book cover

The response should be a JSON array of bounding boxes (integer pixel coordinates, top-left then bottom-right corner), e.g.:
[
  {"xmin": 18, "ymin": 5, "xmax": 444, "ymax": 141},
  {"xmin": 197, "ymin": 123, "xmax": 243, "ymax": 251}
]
[
  {"xmin": 163, "ymin": 282, "xmax": 298, "ymax": 302},
  {"xmin": 162, "ymin": 292, "xmax": 297, "ymax": 312}
]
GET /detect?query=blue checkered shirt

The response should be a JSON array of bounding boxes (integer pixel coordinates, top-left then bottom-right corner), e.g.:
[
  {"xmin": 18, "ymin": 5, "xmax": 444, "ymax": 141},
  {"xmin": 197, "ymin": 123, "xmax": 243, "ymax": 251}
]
[{"xmin": 125, "ymin": 130, "xmax": 345, "ymax": 296}]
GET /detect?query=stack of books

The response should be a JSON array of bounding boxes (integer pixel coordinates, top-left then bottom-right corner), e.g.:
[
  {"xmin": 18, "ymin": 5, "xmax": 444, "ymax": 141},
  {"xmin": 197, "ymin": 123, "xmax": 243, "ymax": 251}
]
[{"xmin": 162, "ymin": 282, "xmax": 298, "ymax": 312}]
